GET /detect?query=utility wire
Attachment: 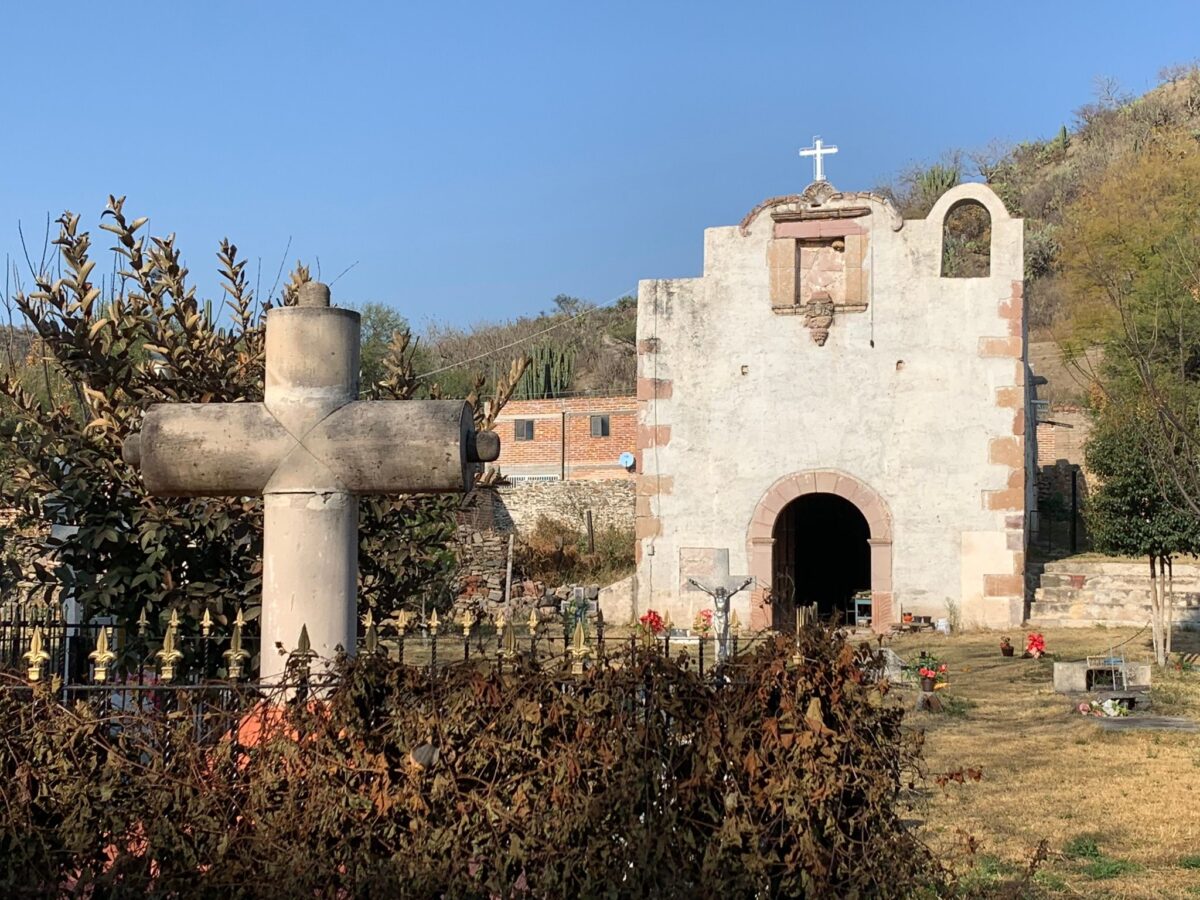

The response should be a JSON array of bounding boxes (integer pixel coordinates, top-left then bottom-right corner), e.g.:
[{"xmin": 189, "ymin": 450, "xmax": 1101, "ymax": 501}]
[{"xmin": 414, "ymin": 288, "xmax": 635, "ymax": 381}]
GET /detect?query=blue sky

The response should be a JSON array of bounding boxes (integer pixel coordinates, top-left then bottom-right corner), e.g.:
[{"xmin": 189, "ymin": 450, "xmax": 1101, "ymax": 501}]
[{"xmin": 2, "ymin": 2, "xmax": 1197, "ymax": 329}]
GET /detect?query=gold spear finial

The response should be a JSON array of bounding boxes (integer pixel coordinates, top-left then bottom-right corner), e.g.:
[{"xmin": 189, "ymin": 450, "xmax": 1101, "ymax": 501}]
[
  {"xmin": 24, "ymin": 626, "xmax": 51, "ymax": 683},
  {"xmin": 730, "ymin": 611, "xmax": 741, "ymax": 637},
  {"xmin": 393, "ymin": 609, "xmax": 411, "ymax": 636},
  {"xmin": 527, "ymin": 608, "xmax": 539, "ymax": 634},
  {"xmin": 156, "ymin": 618, "xmax": 184, "ymax": 682},
  {"xmin": 495, "ymin": 609, "xmax": 507, "ymax": 633},
  {"xmin": 570, "ymin": 618, "xmax": 591, "ymax": 675},
  {"xmin": 200, "ymin": 608, "xmax": 213, "ymax": 638},
  {"xmin": 287, "ymin": 623, "xmax": 318, "ymax": 680},
  {"xmin": 235, "ymin": 607, "xmax": 246, "ymax": 630},
  {"xmin": 365, "ymin": 615, "xmax": 380, "ymax": 656},
  {"xmin": 461, "ymin": 609, "xmax": 475, "ymax": 639},
  {"xmin": 499, "ymin": 619, "xmax": 519, "ymax": 668},
  {"xmin": 137, "ymin": 605, "xmax": 150, "ymax": 636},
  {"xmin": 168, "ymin": 608, "xmax": 181, "ymax": 630},
  {"xmin": 362, "ymin": 608, "xmax": 375, "ymax": 630},
  {"xmin": 89, "ymin": 627, "xmax": 118, "ymax": 684},
  {"xmin": 224, "ymin": 614, "xmax": 249, "ymax": 680},
  {"xmin": 428, "ymin": 609, "xmax": 440, "ymax": 636}
]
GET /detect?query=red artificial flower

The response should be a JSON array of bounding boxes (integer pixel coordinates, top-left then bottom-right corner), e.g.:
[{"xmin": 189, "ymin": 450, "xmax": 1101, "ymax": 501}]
[{"xmin": 639, "ymin": 610, "xmax": 666, "ymax": 634}]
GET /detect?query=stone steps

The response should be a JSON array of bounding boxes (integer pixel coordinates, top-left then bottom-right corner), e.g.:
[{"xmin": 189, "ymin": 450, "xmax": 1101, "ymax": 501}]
[{"xmin": 1031, "ymin": 558, "xmax": 1200, "ymax": 628}]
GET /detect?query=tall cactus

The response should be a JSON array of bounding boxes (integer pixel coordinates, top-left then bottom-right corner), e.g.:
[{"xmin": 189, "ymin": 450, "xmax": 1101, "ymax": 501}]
[{"xmin": 515, "ymin": 344, "xmax": 575, "ymax": 399}]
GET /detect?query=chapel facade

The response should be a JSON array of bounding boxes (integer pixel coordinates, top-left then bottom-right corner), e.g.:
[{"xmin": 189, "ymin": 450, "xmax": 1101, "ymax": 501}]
[{"xmin": 632, "ymin": 180, "xmax": 1029, "ymax": 631}]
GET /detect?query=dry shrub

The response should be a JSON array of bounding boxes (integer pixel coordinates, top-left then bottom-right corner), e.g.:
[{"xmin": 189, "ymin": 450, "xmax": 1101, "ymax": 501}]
[
  {"xmin": 0, "ymin": 628, "xmax": 941, "ymax": 897},
  {"xmin": 513, "ymin": 515, "xmax": 634, "ymax": 586}
]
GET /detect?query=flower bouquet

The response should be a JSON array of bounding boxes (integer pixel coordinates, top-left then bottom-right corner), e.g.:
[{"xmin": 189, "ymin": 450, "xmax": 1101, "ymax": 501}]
[
  {"xmin": 1078, "ymin": 698, "xmax": 1128, "ymax": 718},
  {"xmin": 692, "ymin": 608, "xmax": 714, "ymax": 637},
  {"xmin": 637, "ymin": 609, "xmax": 666, "ymax": 644},
  {"xmin": 914, "ymin": 653, "xmax": 949, "ymax": 691},
  {"xmin": 1024, "ymin": 632, "xmax": 1046, "ymax": 659}
]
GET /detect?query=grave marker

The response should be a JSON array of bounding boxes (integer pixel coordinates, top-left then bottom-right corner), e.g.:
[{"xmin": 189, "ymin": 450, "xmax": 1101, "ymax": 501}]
[{"xmin": 123, "ymin": 282, "xmax": 499, "ymax": 679}]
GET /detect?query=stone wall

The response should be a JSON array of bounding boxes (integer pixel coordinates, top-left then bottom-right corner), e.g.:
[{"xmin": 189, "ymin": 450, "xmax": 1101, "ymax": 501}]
[
  {"xmin": 1031, "ymin": 558, "xmax": 1200, "ymax": 629},
  {"xmin": 452, "ymin": 481, "xmax": 636, "ymax": 602},
  {"xmin": 493, "ymin": 479, "xmax": 635, "ymax": 535}
]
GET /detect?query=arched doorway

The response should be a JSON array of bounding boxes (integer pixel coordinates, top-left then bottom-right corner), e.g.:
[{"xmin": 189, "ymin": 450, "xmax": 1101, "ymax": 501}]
[
  {"xmin": 771, "ymin": 493, "xmax": 870, "ymax": 626},
  {"xmin": 746, "ymin": 470, "xmax": 893, "ymax": 632}
]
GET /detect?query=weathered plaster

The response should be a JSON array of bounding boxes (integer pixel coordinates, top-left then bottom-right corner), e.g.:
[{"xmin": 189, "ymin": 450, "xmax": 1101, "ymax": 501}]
[{"xmin": 635, "ymin": 183, "xmax": 1026, "ymax": 630}]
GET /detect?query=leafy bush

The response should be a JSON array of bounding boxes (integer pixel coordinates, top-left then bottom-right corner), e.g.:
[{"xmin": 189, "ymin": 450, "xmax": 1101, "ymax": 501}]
[
  {"xmin": 0, "ymin": 200, "xmax": 523, "ymax": 650},
  {"xmin": 0, "ymin": 628, "xmax": 942, "ymax": 897}
]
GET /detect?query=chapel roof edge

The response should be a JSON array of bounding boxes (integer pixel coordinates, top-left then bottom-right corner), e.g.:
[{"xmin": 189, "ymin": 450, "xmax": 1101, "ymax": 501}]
[{"xmin": 738, "ymin": 181, "xmax": 904, "ymax": 236}]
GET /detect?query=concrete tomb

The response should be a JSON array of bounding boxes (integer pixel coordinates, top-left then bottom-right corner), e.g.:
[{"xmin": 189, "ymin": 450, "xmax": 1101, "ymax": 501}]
[{"xmin": 123, "ymin": 282, "xmax": 499, "ymax": 679}]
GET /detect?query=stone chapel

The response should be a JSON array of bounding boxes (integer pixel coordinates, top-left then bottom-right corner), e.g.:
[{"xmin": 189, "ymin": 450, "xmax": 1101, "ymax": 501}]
[{"xmin": 632, "ymin": 178, "xmax": 1029, "ymax": 632}]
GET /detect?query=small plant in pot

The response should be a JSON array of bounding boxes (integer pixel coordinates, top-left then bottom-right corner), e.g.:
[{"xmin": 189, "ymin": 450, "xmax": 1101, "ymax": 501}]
[
  {"xmin": 914, "ymin": 652, "xmax": 949, "ymax": 692},
  {"xmin": 1000, "ymin": 636, "xmax": 1014, "ymax": 657}
]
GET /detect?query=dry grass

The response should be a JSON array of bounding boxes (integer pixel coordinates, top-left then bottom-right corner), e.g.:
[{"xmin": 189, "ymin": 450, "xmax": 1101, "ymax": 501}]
[{"xmin": 887, "ymin": 626, "xmax": 1200, "ymax": 898}]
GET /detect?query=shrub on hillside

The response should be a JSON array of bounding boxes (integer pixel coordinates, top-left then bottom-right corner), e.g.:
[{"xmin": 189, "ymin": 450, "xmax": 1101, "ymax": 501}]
[{"xmin": 0, "ymin": 628, "xmax": 941, "ymax": 897}]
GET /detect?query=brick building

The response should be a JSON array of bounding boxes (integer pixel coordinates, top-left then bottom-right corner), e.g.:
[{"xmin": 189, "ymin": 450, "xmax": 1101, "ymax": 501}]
[{"xmin": 490, "ymin": 395, "xmax": 637, "ymax": 481}]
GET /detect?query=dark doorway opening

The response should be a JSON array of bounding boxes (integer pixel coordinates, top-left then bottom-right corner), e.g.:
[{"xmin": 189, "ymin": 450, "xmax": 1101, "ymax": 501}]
[{"xmin": 771, "ymin": 492, "xmax": 871, "ymax": 628}]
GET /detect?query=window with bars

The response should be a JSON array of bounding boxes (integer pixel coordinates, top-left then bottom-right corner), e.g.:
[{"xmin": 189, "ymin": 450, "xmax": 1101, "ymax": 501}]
[{"xmin": 590, "ymin": 415, "xmax": 610, "ymax": 438}]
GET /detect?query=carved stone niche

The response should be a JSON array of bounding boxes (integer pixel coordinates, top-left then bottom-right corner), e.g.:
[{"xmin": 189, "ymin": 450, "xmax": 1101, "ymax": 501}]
[{"xmin": 763, "ymin": 182, "xmax": 880, "ymax": 345}]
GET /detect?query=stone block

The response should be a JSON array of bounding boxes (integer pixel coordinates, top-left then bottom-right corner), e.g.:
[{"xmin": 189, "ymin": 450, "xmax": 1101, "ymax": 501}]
[
  {"xmin": 979, "ymin": 336, "xmax": 1022, "ymax": 358},
  {"xmin": 1054, "ymin": 660, "xmax": 1153, "ymax": 693}
]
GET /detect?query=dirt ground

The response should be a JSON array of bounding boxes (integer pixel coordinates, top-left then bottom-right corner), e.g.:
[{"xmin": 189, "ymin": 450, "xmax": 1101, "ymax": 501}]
[{"xmin": 886, "ymin": 626, "xmax": 1200, "ymax": 898}]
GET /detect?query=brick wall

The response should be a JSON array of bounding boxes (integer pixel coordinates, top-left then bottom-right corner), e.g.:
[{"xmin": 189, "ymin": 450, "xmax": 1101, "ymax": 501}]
[
  {"xmin": 1035, "ymin": 405, "xmax": 1091, "ymax": 469},
  {"xmin": 491, "ymin": 395, "xmax": 637, "ymax": 481}
]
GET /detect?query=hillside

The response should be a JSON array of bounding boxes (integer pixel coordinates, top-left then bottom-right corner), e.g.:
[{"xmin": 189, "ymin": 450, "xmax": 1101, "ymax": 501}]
[
  {"xmin": 413, "ymin": 68, "xmax": 1200, "ymax": 402},
  {"xmin": 417, "ymin": 294, "xmax": 637, "ymax": 399}
]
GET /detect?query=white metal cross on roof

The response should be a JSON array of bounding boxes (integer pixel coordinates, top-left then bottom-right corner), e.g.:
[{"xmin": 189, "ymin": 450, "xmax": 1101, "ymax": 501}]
[{"xmin": 799, "ymin": 136, "xmax": 838, "ymax": 182}]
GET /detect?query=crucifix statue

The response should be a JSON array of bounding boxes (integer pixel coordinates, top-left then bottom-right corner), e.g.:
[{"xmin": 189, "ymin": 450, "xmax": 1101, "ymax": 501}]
[
  {"xmin": 799, "ymin": 135, "xmax": 838, "ymax": 183},
  {"xmin": 687, "ymin": 575, "xmax": 754, "ymax": 664},
  {"xmin": 122, "ymin": 282, "xmax": 500, "ymax": 680}
]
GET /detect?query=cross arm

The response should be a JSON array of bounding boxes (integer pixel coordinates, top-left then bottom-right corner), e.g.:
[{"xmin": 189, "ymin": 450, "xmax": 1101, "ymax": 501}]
[
  {"xmin": 298, "ymin": 400, "xmax": 499, "ymax": 494},
  {"xmin": 123, "ymin": 399, "xmax": 501, "ymax": 497},
  {"xmin": 122, "ymin": 403, "xmax": 291, "ymax": 496}
]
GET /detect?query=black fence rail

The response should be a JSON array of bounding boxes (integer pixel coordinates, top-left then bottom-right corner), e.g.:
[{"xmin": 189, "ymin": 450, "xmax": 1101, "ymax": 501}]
[
  {"xmin": 1, "ymin": 610, "xmax": 779, "ymax": 701},
  {"xmin": 1, "ymin": 618, "xmax": 793, "ymax": 747}
]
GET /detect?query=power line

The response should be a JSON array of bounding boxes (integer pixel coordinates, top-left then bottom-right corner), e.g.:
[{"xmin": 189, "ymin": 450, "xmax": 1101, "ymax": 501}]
[{"xmin": 414, "ymin": 288, "xmax": 635, "ymax": 381}]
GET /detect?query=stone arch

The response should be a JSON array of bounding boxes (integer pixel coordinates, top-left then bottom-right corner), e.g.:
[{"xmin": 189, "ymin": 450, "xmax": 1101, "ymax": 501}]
[
  {"xmin": 746, "ymin": 470, "xmax": 894, "ymax": 632},
  {"xmin": 928, "ymin": 184, "xmax": 1011, "ymax": 279},
  {"xmin": 926, "ymin": 182, "xmax": 1011, "ymax": 225}
]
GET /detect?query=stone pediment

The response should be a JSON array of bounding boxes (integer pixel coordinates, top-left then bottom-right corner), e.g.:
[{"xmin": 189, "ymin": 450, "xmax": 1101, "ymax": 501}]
[{"xmin": 739, "ymin": 181, "xmax": 904, "ymax": 235}]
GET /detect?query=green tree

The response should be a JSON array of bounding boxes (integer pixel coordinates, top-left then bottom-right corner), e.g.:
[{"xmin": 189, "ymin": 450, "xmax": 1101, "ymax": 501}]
[
  {"xmin": 1084, "ymin": 412, "xmax": 1200, "ymax": 665},
  {"xmin": 0, "ymin": 199, "xmax": 523, "ymax": 665},
  {"xmin": 354, "ymin": 301, "xmax": 410, "ymax": 392},
  {"xmin": 1061, "ymin": 136, "xmax": 1200, "ymax": 515}
]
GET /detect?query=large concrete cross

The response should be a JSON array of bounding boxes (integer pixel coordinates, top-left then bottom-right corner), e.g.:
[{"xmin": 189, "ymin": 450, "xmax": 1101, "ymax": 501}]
[{"xmin": 122, "ymin": 282, "xmax": 499, "ymax": 680}]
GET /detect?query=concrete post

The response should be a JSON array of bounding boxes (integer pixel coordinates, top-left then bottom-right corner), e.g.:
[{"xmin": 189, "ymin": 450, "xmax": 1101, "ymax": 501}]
[{"xmin": 259, "ymin": 282, "xmax": 360, "ymax": 679}]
